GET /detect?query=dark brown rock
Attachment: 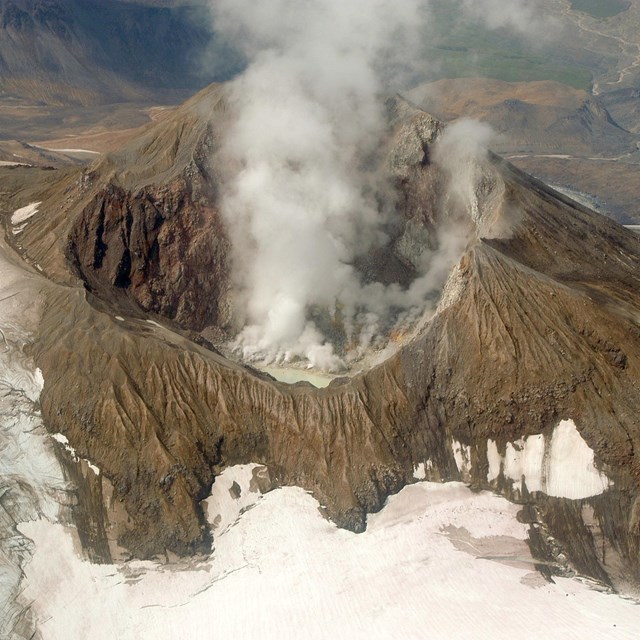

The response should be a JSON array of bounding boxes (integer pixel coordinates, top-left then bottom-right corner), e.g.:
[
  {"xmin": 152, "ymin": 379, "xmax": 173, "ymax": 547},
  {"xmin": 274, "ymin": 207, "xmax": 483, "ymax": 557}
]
[{"xmin": 66, "ymin": 179, "xmax": 230, "ymax": 330}]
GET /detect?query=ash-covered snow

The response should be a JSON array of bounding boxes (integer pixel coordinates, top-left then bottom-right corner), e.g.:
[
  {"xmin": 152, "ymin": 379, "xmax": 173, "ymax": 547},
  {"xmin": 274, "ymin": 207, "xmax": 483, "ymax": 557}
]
[
  {"xmin": 18, "ymin": 479, "xmax": 638, "ymax": 639},
  {"xmin": 452, "ymin": 438, "xmax": 472, "ymax": 479}
]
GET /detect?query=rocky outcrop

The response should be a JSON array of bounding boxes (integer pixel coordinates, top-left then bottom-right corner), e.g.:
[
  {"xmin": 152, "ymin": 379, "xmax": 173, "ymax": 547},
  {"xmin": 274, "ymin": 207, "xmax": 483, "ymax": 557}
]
[{"xmin": 66, "ymin": 179, "xmax": 230, "ymax": 331}]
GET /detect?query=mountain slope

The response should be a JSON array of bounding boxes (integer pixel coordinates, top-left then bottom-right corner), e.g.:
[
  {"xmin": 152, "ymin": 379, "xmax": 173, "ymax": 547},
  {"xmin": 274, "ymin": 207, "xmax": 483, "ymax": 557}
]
[
  {"xmin": 407, "ymin": 78, "xmax": 640, "ymax": 223},
  {"xmin": 0, "ymin": 0, "xmax": 231, "ymax": 107},
  {"xmin": 4, "ymin": 86, "xmax": 640, "ymax": 592}
]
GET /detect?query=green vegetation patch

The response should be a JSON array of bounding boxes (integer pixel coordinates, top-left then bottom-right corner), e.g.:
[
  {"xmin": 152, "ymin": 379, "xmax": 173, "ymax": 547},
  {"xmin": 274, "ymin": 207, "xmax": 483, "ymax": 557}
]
[
  {"xmin": 421, "ymin": 3, "xmax": 594, "ymax": 91},
  {"xmin": 570, "ymin": 0, "xmax": 631, "ymax": 18},
  {"xmin": 426, "ymin": 46, "xmax": 593, "ymax": 91}
]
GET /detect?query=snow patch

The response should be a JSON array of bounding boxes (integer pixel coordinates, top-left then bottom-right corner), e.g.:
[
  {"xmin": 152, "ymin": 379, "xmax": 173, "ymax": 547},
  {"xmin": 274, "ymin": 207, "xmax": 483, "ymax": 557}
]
[
  {"xmin": 488, "ymin": 420, "xmax": 610, "ymax": 499},
  {"xmin": 413, "ymin": 460, "xmax": 433, "ymax": 480},
  {"xmin": 487, "ymin": 439, "xmax": 502, "ymax": 483},
  {"xmin": 503, "ymin": 434, "xmax": 545, "ymax": 493},
  {"xmin": 546, "ymin": 420, "xmax": 610, "ymax": 499},
  {"xmin": 33, "ymin": 367, "xmax": 44, "ymax": 392},
  {"xmin": 86, "ymin": 461, "xmax": 100, "ymax": 475},
  {"xmin": 51, "ymin": 432, "xmax": 69, "ymax": 446},
  {"xmin": 203, "ymin": 464, "xmax": 269, "ymax": 535},
  {"xmin": 51, "ymin": 433, "xmax": 100, "ymax": 476},
  {"xmin": 452, "ymin": 438, "xmax": 472, "ymax": 478},
  {"xmin": 44, "ymin": 148, "xmax": 100, "ymax": 154},
  {"xmin": 11, "ymin": 201, "xmax": 41, "ymax": 225}
]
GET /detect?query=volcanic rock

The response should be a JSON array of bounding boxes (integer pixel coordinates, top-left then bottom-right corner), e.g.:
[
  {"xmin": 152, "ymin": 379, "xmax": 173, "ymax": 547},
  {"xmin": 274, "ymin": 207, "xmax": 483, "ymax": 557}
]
[{"xmin": 5, "ymin": 83, "xmax": 640, "ymax": 591}]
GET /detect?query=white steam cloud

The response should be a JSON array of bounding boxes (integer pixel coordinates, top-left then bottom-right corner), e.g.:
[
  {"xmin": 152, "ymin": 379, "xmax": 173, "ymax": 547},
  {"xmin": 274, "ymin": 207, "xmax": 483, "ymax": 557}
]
[
  {"xmin": 211, "ymin": 0, "xmax": 435, "ymax": 369},
  {"xmin": 434, "ymin": 118, "xmax": 496, "ymax": 223},
  {"xmin": 210, "ymin": 1, "xmax": 498, "ymax": 370}
]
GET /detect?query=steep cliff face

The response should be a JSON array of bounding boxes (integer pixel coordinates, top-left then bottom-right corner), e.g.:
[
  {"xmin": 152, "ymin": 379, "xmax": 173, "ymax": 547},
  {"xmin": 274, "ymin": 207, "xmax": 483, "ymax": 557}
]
[
  {"xmin": 25, "ymin": 84, "xmax": 234, "ymax": 331},
  {"xmin": 66, "ymin": 179, "xmax": 230, "ymax": 331},
  {"xmin": 9, "ymin": 84, "xmax": 640, "ymax": 590}
]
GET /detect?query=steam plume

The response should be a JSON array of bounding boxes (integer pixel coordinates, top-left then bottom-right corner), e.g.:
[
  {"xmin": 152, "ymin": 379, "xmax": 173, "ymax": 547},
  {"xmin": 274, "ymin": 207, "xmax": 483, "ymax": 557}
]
[
  {"xmin": 434, "ymin": 118, "xmax": 496, "ymax": 223},
  {"xmin": 210, "ymin": 1, "xmax": 497, "ymax": 370}
]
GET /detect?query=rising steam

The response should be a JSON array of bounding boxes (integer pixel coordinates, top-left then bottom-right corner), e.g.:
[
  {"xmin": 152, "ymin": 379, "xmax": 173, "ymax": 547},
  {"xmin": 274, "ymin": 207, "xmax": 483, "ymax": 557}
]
[
  {"xmin": 210, "ymin": 0, "xmax": 496, "ymax": 370},
  {"xmin": 434, "ymin": 118, "xmax": 496, "ymax": 223}
]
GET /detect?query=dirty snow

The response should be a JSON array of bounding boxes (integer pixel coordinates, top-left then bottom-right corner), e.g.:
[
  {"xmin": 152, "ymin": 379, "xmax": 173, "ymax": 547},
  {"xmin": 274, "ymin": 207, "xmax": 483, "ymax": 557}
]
[
  {"xmin": 413, "ymin": 461, "xmax": 427, "ymax": 480},
  {"xmin": 203, "ymin": 463, "xmax": 267, "ymax": 535},
  {"xmin": 0, "ymin": 238, "xmax": 68, "ymax": 638},
  {"xmin": 452, "ymin": 438, "xmax": 472, "ymax": 478}
]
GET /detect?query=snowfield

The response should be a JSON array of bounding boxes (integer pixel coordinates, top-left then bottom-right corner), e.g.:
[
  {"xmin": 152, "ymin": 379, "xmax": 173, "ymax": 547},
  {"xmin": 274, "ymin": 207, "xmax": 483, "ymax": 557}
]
[
  {"xmin": 0, "ymin": 238, "xmax": 69, "ymax": 638},
  {"xmin": 20, "ymin": 477, "xmax": 638, "ymax": 639}
]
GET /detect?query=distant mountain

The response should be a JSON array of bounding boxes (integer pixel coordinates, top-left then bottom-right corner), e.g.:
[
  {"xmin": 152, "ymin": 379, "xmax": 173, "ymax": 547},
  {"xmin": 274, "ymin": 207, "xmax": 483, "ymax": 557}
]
[
  {"xmin": 408, "ymin": 78, "xmax": 637, "ymax": 158},
  {"xmin": 0, "ymin": 0, "xmax": 236, "ymax": 106},
  {"xmin": 407, "ymin": 78, "xmax": 640, "ymax": 223},
  {"xmin": 600, "ymin": 86, "xmax": 640, "ymax": 134}
]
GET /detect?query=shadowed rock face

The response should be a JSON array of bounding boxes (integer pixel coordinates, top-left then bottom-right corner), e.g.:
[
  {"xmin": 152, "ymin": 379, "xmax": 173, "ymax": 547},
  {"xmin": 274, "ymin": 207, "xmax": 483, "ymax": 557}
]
[
  {"xmin": 10, "ymin": 84, "xmax": 640, "ymax": 590},
  {"xmin": 66, "ymin": 180, "xmax": 230, "ymax": 331}
]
